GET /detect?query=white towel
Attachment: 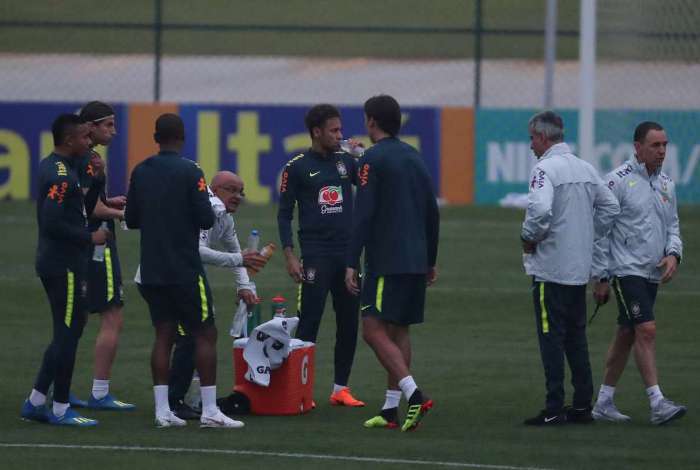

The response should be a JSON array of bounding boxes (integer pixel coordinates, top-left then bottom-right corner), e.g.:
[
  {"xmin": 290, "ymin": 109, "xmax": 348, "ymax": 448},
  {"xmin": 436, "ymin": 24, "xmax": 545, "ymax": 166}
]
[{"xmin": 242, "ymin": 316, "xmax": 299, "ymax": 387}]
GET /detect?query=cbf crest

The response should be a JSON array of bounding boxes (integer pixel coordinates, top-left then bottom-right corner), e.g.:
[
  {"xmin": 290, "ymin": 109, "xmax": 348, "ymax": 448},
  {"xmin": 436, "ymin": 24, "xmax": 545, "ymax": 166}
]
[{"xmin": 336, "ymin": 160, "xmax": 348, "ymax": 177}]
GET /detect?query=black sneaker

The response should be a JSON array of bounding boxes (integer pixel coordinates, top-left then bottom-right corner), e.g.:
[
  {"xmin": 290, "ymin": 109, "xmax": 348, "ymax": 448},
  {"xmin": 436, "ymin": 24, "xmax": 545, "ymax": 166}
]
[
  {"xmin": 523, "ymin": 409, "xmax": 567, "ymax": 426},
  {"xmin": 565, "ymin": 405, "xmax": 594, "ymax": 424},
  {"xmin": 171, "ymin": 401, "xmax": 201, "ymax": 420}
]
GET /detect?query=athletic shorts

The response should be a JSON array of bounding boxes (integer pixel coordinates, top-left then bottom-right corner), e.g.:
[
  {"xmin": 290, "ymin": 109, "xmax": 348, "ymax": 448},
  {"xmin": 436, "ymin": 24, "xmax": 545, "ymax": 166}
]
[
  {"xmin": 360, "ymin": 272, "xmax": 426, "ymax": 325},
  {"xmin": 611, "ymin": 276, "xmax": 658, "ymax": 327},
  {"xmin": 40, "ymin": 269, "xmax": 88, "ymax": 335},
  {"xmin": 87, "ymin": 246, "xmax": 124, "ymax": 313},
  {"xmin": 137, "ymin": 275, "xmax": 215, "ymax": 333}
]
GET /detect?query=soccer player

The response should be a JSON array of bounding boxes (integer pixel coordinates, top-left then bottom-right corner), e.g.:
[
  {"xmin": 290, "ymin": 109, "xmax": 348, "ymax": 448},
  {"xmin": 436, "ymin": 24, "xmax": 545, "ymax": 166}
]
[
  {"xmin": 591, "ymin": 121, "xmax": 686, "ymax": 425},
  {"xmin": 66, "ymin": 101, "xmax": 134, "ymax": 411},
  {"xmin": 21, "ymin": 113, "xmax": 110, "ymax": 426},
  {"xmin": 345, "ymin": 95, "xmax": 440, "ymax": 432},
  {"xmin": 125, "ymin": 113, "xmax": 242, "ymax": 428},
  {"xmin": 521, "ymin": 111, "xmax": 619, "ymax": 426},
  {"xmin": 277, "ymin": 104, "xmax": 365, "ymax": 407},
  {"xmin": 168, "ymin": 171, "xmax": 267, "ymax": 420}
]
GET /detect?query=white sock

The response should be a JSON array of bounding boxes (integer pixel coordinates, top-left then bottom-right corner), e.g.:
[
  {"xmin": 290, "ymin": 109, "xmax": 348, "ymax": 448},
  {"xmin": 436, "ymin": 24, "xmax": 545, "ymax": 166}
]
[
  {"xmin": 53, "ymin": 401, "xmax": 69, "ymax": 417},
  {"xmin": 382, "ymin": 390, "xmax": 402, "ymax": 410},
  {"xmin": 153, "ymin": 385, "xmax": 170, "ymax": 416},
  {"xmin": 332, "ymin": 383, "xmax": 347, "ymax": 394},
  {"xmin": 29, "ymin": 389, "xmax": 47, "ymax": 407},
  {"xmin": 201, "ymin": 385, "xmax": 218, "ymax": 416},
  {"xmin": 646, "ymin": 385, "xmax": 664, "ymax": 408},
  {"xmin": 597, "ymin": 384, "xmax": 616, "ymax": 403},
  {"xmin": 398, "ymin": 376, "xmax": 418, "ymax": 401},
  {"xmin": 92, "ymin": 379, "xmax": 110, "ymax": 400}
]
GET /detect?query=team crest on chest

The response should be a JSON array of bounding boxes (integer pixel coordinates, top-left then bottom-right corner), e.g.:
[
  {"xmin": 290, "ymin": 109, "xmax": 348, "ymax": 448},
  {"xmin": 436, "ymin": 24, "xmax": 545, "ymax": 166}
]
[{"xmin": 336, "ymin": 160, "xmax": 348, "ymax": 177}]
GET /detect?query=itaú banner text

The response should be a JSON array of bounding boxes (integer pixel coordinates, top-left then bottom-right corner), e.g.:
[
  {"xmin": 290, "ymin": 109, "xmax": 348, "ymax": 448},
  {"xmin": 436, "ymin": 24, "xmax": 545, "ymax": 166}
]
[{"xmin": 0, "ymin": 102, "xmax": 474, "ymax": 204}]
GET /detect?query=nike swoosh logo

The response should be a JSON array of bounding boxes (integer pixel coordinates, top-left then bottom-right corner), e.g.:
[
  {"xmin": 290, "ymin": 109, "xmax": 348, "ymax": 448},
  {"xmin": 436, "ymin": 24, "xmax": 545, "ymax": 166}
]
[
  {"xmin": 361, "ymin": 305, "xmax": 372, "ymax": 311},
  {"xmin": 544, "ymin": 416, "xmax": 558, "ymax": 423},
  {"xmin": 310, "ymin": 171, "xmax": 320, "ymax": 177},
  {"xmin": 628, "ymin": 180, "xmax": 638, "ymax": 187}
]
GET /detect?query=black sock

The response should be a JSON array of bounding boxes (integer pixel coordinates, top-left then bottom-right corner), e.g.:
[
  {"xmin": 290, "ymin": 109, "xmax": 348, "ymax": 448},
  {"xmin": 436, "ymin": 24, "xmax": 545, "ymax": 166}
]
[
  {"xmin": 408, "ymin": 389, "xmax": 424, "ymax": 406},
  {"xmin": 380, "ymin": 407, "xmax": 398, "ymax": 422}
]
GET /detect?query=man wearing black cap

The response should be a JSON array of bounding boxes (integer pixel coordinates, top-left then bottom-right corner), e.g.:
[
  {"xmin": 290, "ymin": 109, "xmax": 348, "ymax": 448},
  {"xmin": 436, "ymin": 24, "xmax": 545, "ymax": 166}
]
[
  {"xmin": 68, "ymin": 101, "xmax": 134, "ymax": 411},
  {"xmin": 125, "ymin": 113, "xmax": 243, "ymax": 428}
]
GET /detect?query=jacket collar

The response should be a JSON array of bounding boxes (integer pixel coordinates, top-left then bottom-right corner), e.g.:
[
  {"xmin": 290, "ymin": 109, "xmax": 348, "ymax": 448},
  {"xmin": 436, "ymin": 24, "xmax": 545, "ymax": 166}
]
[
  {"xmin": 539, "ymin": 142, "xmax": 571, "ymax": 161},
  {"xmin": 630, "ymin": 156, "xmax": 660, "ymax": 181}
]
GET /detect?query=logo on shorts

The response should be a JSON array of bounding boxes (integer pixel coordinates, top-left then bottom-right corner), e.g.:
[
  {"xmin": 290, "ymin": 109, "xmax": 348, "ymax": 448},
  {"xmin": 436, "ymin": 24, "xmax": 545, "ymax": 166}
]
[
  {"xmin": 318, "ymin": 186, "xmax": 343, "ymax": 214},
  {"xmin": 81, "ymin": 281, "xmax": 88, "ymax": 298},
  {"xmin": 631, "ymin": 301, "xmax": 641, "ymax": 318},
  {"xmin": 119, "ymin": 285, "xmax": 124, "ymax": 300}
]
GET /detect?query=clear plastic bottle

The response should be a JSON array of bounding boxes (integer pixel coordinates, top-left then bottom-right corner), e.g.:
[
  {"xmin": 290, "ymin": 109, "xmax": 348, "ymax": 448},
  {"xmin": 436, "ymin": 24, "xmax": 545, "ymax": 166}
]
[
  {"xmin": 92, "ymin": 221, "xmax": 109, "ymax": 262},
  {"xmin": 339, "ymin": 139, "xmax": 365, "ymax": 157},
  {"xmin": 247, "ymin": 229, "xmax": 260, "ymax": 253}
]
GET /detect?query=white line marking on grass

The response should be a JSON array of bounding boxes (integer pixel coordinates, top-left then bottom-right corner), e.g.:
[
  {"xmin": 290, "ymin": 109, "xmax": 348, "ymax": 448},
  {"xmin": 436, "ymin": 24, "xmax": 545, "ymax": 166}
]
[{"xmin": 0, "ymin": 443, "xmax": 555, "ymax": 470}]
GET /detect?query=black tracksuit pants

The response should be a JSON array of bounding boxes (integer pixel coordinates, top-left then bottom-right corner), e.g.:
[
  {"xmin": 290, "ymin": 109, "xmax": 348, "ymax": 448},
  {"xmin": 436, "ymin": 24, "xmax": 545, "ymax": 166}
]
[
  {"xmin": 297, "ymin": 254, "xmax": 359, "ymax": 386},
  {"xmin": 532, "ymin": 280, "xmax": 593, "ymax": 412}
]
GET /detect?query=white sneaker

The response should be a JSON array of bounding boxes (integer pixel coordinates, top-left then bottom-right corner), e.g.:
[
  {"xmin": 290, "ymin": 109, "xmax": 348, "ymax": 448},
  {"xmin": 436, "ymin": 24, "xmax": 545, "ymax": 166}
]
[
  {"xmin": 650, "ymin": 398, "xmax": 687, "ymax": 425},
  {"xmin": 155, "ymin": 410, "xmax": 187, "ymax": 428},
  {"xmin": 200, "ymin": 408, "xmax": 245, "ymax": 428},
  {"xmin": 592, "ymin": 400, "xmax": 631, "ymax": 422}
]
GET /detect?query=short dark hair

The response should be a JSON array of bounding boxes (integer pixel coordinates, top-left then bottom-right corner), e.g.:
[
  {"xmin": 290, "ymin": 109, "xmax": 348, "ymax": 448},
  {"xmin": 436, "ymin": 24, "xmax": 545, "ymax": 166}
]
[
  {"xmin": 154, "ymin": 113, "xmax": 185, "ymax": 144},
  {"xmin": 634, "ymin": 121, "xmax": 664, "ymax": 143},
  {"xmin": 528, "ymin": 110, "xmax": 564, "ymax": 142},
  {"xmin": 52, "ymin": 113, "xmax": 85, "ymax": 146},
  {"xmin": 304, "ymin": 104, "xmax": 340, "ymax": 137},
  {"xmin": 79, "ymin": 101, "xmax": 115, "ymax": 123},
  {"xmin": 364, "ymin": 94, "xmax": 401, "ymax": 136}
]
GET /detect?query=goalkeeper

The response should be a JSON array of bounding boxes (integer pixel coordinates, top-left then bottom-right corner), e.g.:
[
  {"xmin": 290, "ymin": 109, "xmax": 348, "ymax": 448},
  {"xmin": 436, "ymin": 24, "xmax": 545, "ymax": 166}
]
[{"xmin": 168, "ymin": 171, "xmax": 267, "ymax": 419}]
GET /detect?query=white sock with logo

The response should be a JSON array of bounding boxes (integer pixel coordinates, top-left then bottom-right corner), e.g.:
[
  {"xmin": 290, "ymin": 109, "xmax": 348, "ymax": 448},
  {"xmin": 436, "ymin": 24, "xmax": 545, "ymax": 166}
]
[
  {"xmin": 398, "ymin": 376, "xmax": 418, "ymax": 401},
  {"xmin": 201, "ymin": 385, "xmax": 218, "ymax": 416},
  {"xmin": 92, "ymin": 379, "xmax": 110, "ymax": 400},
  {"xmin": 53, "ymin": 401, "xmax": 69, "ymax": 418},
  {"xmin": 646, "ymin": 385, "xmax": 664, "ymax": 408},
  {"xmin": 382, "ymin": 390, "xmax": 402, "ymax": 410},
  {"xmin": 597, "ymin": 384, "xmax": 616, "ymax": 404},
  {"xmin": 153, "ymin": 385, "xmax": 170, "ymax": 416},
  {"xmin": 29, "ymin": 389, "xmax": 47, "ymax": 407}
]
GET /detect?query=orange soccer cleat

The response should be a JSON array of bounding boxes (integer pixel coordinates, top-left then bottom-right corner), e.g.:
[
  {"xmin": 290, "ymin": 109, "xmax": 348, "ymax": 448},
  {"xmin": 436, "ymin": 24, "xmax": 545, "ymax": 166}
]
[{"xmin": 329, "ymin": 387, "xmax": 365, "ymax": 407}]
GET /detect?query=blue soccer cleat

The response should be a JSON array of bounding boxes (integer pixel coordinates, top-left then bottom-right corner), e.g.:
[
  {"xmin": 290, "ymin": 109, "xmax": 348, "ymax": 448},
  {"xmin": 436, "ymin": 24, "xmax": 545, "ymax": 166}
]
[
  {"xmin": 47, "ymin": 408, "xmax": 99, "ymax": 427},
  {"xmin": 69, "ymin": 392, "xmax": 88, "ymax": 408},
  {"xmin": 87, "ymin": 393, "xmax": 136, "ymax": 411},
  {"xmin": 20, "ymin": 400, "xmax": 48, "ymax": 423}
]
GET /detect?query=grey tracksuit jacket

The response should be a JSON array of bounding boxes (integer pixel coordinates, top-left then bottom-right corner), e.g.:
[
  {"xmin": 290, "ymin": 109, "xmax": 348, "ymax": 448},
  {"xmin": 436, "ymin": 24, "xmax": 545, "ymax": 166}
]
[
  {"xmin": 591, "ymin": 157, "xmax": 682, "ymax": 283},
  {"xmin": 521, "ymin": 143, "xmax": 620, "ymax": 285}
]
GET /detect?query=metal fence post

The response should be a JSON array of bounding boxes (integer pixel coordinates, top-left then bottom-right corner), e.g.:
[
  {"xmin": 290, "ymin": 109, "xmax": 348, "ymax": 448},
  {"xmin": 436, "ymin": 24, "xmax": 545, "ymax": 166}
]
[
  {"xmin": 473, "ymin": 0, "xmax": 482, "ymax": 108},
  {"xmin": 153, "ymin": 0, "xmax": 163, "ymax": 102}
]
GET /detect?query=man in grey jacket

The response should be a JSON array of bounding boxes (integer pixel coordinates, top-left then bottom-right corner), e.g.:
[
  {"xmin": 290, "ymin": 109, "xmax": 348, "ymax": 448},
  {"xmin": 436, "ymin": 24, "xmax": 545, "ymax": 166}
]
[
  {"xmin": 590, "ymin": 121, "xmax": 686, "ymax": 425},
  {"xmin": 168, "ymin": 171, "xmax": 267, "ymax": 419},
  {"xmin": 521, "ymin": 111, "xmax": 620, "ymax": 426}
]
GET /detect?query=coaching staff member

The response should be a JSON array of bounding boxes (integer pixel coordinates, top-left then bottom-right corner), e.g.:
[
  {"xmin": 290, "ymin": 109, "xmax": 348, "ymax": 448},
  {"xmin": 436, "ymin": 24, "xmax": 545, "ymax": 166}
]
[
  {"xmin": 345, "ymin": 94, "xmax": 440, "ymax": 432},
  {"xmin": 125, "ymin": 114, "xmax": 242, "ymax": 428},
  {"xmin": 521, "ymin": 110, "xmax": 619, "ymax": 425}
]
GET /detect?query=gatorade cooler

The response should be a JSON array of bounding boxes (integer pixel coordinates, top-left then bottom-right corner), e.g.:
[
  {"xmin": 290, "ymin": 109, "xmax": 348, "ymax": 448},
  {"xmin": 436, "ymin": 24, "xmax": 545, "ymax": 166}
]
[{"xmin": 232, "ymin": 338, "xmax": 315, "ymax": 415}]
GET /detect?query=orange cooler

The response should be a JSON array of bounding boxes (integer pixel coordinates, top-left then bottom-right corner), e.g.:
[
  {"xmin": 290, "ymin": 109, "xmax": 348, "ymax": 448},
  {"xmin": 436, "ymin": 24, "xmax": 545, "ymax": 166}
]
[{"xmin": 232, "ymin": 339, "xmax": 315, "ymax": 415}]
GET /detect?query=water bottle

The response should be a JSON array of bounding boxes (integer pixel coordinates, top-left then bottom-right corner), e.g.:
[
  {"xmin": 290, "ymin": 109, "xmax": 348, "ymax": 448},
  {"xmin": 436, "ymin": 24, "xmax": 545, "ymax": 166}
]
[
  {"xmin": 247, "ymin": 229, "xmax": 260, "ymax": 253},
  {"xmin": 246, "ymin": 300, "xmax": 261, "ymax": 336},
  {"xmin": 339, "ymin": 139, "xmax": 365, "ymax": 157},
  {"xmin": 92, "ymin": 221, "xmax": 108, "ymax": 262},
  {"xmin": 271, "ymin": 295, "xmax": 287, "ymax": 318}
]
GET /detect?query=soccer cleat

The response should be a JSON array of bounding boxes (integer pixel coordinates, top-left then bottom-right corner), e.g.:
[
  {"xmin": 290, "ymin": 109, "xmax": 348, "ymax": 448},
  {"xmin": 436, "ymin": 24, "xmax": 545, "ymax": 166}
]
[
  {"xmin": 155, "ymin": 410, "xmax": 187, "ymax": 428},
  {"xmin": 592, "ymin": 400, "xmax": 631, "ymax": 423},
  {"xmin": 364, "ymin": 415, "xmax": 399, "ymax": 429},
  {"xmin": 200, "ymin": 409, "xmax": 245, "ymax": 428},
  {"xmin": 20, "ymin": 400, "xmax": 48, "ymax": 423},
  {"xmin": 523, "ymin": 409, "xmax": 567, "ymax": 426},
  {"xmin": 329, "ymin": 387, "xmax": 365, "ymax": 407},
  {"xmin": 47, "ymin": 408, "xmax": 98, "ymax": 427},
  {"xmin": 68, "ymin": 392, "xmax": 88, "ymax": 408},
  {"xmin": 650, "ymin": 398, "xmax": 687, "ymax": 425},
  {"xmin": 87, "ymin": 393, "xmax": 136, "ymax": 411},
  {"xmin": 565, "ymin": 405, "xmax": 594, "ymax": 424},
  {"xmin": 401, "ymin": 398, "xmax": 433, "ymax": 432}
]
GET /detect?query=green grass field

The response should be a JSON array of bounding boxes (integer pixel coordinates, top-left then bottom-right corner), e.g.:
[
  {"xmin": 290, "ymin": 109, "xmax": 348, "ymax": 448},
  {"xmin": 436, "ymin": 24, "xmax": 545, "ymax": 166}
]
[{"xmin": 1, "ymin": 201, "xmax": 699, "ymax": 469}]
